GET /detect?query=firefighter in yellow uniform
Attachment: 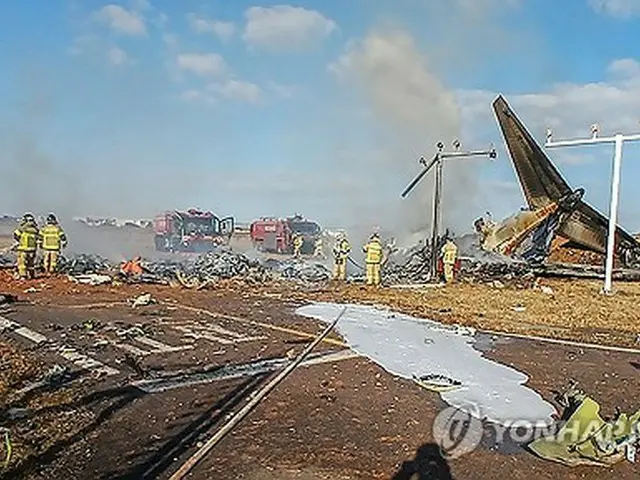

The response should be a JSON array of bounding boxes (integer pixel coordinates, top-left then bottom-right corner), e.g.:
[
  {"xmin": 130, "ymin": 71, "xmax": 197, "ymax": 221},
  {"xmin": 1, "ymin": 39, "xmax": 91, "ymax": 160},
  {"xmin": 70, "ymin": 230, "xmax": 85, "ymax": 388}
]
[
  {"xmin": 332, "ymin": 233, "xmax": 351, "ymax": 280},
  {"xmin": 441, "ymin": 238, "xmax": 458, "ymax": 283},
  {"xmin": 292, "ymin": 233, "xmax": 303, "ymax": 258},
  {"xmin": 39, "ymin": 214, "xmax": 67, "ymax": 274},
  {"xmin": 13, "ymin": 213, "xmax": 40, "ymax": 279},
  {"xmin": 363, "ymin": 232, "xmax": 384, "ymax": 286}
]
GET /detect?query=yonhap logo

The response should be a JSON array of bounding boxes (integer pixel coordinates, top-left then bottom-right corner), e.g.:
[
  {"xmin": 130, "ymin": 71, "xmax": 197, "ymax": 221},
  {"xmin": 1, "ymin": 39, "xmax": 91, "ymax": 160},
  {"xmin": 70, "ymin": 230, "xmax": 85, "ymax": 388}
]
[{"xmin": 432, "ymin": 405, "xmax": 484, "ymax": 459}]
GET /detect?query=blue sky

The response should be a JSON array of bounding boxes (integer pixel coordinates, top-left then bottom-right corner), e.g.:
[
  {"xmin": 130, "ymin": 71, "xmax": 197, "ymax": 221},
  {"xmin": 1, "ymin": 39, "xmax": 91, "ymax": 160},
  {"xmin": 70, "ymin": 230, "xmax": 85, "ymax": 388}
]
[{"xmin": 2, "ymin": 0, "xmax": 640, "ymax": 236}]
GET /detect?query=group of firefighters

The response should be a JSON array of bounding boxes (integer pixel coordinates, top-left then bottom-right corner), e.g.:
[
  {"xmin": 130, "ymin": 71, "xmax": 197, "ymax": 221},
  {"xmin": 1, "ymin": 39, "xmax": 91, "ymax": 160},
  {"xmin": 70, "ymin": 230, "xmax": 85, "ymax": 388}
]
[
  {"xmin": 11, "ymin": 212, "xmax": 68, "ymax": 279},
  {"xmin": 295, "ymin": 230, "xmax": 459, "ymax": 286}
]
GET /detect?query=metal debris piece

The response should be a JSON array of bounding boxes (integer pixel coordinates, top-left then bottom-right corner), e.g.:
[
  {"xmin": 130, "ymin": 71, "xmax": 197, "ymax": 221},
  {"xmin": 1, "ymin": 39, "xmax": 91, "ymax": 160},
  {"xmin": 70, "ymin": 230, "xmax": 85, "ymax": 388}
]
[
  {"xmin": 528, "ymin": 385, "xmax": 640, "ymax": 467},
  {"xmin": 0, "ymin": 252, "xmax": 15, "ymax": 269},
  {"xmin": 0, "ymin": 294, "xmax": 17, "ymax": 305},
  {"xmin": 69, "ymin": 274, "xmax": 112, "ymax": 285},
  {"xmin": 132, "ymin": 294, "xmax": 154, "ymax": 308}
]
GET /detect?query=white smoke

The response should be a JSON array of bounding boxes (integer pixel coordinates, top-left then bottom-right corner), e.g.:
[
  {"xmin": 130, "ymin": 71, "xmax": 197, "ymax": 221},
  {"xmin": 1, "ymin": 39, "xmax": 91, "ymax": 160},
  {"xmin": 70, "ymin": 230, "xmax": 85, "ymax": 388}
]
[{"xmin": 329, "ymin": 30, "xmax": 480, "ymax": 245}]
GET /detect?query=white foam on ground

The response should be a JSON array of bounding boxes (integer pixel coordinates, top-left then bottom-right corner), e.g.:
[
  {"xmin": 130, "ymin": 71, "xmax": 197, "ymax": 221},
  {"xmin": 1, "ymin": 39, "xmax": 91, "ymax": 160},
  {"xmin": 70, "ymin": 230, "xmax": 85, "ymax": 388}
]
[{"xmin": 296, "ymin": 302, "xmax": 556, "ymax": 426}]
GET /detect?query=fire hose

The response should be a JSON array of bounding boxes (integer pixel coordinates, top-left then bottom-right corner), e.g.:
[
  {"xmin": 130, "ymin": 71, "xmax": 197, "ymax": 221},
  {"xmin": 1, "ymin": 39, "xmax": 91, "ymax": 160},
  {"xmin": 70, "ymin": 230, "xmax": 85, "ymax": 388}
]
[
  {"xmin": 347, "ymin": 256, "xmax": 363, "ymax": 269},
  {"xmin": 347, "ymin": 255, "xmax": 390, "ymax": 270}
]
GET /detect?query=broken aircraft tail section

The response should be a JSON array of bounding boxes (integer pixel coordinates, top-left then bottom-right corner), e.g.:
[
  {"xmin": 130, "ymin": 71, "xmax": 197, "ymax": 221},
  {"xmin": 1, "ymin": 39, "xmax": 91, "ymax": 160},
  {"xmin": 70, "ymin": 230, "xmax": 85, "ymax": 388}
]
[{"xmin": 492, "ymin": 95, "xmax": 640, "ymax": 266}]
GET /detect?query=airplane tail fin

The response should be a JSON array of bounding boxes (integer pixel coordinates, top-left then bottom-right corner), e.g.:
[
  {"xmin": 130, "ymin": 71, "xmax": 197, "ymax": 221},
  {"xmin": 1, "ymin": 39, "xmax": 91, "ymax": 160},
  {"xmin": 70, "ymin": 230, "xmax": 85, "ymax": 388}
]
[
  {"xmin": 492, "ymin": 94, "xmax": 640, "ymax": 259},
  {"xmin": 492, "ymin": 95, "xmax": 572, "ymax": 210}
]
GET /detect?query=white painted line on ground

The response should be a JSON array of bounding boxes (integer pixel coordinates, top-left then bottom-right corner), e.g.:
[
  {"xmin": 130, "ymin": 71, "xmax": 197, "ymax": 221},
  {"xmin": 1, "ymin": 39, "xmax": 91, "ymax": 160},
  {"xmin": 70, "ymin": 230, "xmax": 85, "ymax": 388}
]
[
  {"xmin": 202, "ymin": 325, "xmax": 267, "ymax": 343},
  {"xmin": 57, "ymin": 346, "xmax": 120, "ymax": 376},
  {"xmin": 134, "ymin": 335, "xmax": 194, "ymax": 353},
  {"xmin": 173, "ymin": 323, "xmax": 266, "ymax": 344},
  {"xmin": 231, "ymin": 336, "xmax": 267, "ymax": 343},
  {"xmin": 113, "ymin": 342, "xmax": 151, "ymax": 357},
  {"xmin": 1, "ymin": 315, "xmax": 120, "ymax": 376},
  {"xmin": 206, "ymin": 324, "xmax": 248, "ymax": 339},
  {"xmin": 173, "ymin": 325, "xmax": 234, "ymax": 345},
  {"xmin": 0, "ymin": 317, "xmax": 48, "ymax": 344}
]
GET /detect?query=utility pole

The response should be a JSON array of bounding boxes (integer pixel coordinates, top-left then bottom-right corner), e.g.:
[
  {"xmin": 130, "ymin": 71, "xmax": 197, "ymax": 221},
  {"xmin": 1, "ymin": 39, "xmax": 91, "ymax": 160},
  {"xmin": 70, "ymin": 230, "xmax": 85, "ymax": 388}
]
[
  {"xmin": 545, "ymin": 125, "xmax": 640, "ymax": 294},
  {"xmin": 402, "ymin": 141, "xmax": 497, "ymax": 282}
]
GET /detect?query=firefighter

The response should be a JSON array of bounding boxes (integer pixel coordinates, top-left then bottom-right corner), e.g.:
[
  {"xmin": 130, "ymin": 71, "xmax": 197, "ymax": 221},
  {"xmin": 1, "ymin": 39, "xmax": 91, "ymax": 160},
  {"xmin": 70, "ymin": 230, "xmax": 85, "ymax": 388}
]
[
  {"xmin": 292, "ymin": 233, "xmax": 303, "ymax": 258},
  {"xmin": 362, "ymin": 232, "xmax": 384, "ymax": 286},
  {"xmin": 332, "ymin": 232, "xmax": 351, "ymax": 280},
  {"xmin": 313, "ymin": 236, "xmax": 325, "ymax": 259},
  {"xmin": 39, "ymin": 213, "xmax": 67, "ymax": 274},
  {"xmin": 13, "ymin": 213, "xmax": 40, "ymax": 280},
  {"xmin": 441, "ymin": 237, "xmax": 458, "ymax": 283}
]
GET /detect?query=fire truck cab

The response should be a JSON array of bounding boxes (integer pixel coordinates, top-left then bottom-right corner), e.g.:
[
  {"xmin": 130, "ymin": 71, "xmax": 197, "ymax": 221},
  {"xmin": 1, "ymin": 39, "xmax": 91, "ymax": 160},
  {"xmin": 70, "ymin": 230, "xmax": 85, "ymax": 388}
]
[
  {"xmin": 153, "ymin": 209, "xmax": 234, "ymax": 253},
  {"xmin": 249, "ymin": 215, "xmax": 321, "ymax": 254}
]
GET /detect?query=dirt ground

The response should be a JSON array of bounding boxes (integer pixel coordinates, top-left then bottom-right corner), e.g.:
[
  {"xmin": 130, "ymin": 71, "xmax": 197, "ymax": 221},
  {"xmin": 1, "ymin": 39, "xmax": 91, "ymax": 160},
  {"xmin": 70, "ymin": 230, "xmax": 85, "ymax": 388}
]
[{"xmin": 1, "ymin": 269, "xmax": 640, "ymax": 480}]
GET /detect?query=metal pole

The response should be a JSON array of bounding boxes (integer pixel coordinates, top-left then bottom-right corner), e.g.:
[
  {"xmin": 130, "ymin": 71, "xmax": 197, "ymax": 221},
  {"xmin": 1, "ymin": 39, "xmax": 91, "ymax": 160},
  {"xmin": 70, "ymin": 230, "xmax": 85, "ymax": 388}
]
[
  {"xmin": 430, "ymin": 157, "xmax": 442, "ymax": 280},
  {"xmin": 604, "ymin": 134, "xmax": 623, "ymax": 293},
  {"xmin": 401, "ymin": 143, "xmax": 496, "ymax": 283},
  {"xmin": 545, "ymin": 130, "xmax": 640, "ymax": 294},
  {"xmin": 168, "ymin": 307, "xmax": 346, "ymax": 480}
]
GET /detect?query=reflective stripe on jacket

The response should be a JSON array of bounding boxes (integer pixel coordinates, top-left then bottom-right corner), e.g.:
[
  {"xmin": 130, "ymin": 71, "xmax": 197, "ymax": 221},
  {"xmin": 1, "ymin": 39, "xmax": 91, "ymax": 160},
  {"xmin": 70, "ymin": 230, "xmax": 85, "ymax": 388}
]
[
  {"xmin": 14, "ymin": 224, "xmax": 39, "ymax": 252},
  {"xmin": 40, "ymin": 224, "xmax": 66, "ymax": 251},
  {"xmin": 442, "ymin": 243, "xmax": 458, "ymax": 264}
]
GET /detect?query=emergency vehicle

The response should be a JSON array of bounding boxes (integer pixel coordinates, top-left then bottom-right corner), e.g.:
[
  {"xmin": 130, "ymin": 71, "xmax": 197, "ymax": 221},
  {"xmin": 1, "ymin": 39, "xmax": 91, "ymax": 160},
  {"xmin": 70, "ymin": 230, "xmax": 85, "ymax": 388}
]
[
  {"xmin": 249, "ymin": 215, "xmax": 321, "ymax": 254},
  {"xmin": 153, "ymin": 209, "xmax": 234, "ymax": 253}
]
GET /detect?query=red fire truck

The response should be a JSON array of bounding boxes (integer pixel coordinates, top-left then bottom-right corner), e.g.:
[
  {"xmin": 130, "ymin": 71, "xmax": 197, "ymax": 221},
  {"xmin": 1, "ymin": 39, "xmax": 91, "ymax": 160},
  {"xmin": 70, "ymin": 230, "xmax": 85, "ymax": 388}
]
[
  {"xmin": 153, "ymin": 209, "xmax": 234, "ymax": 253},
  {"xmin": 249, "ymin": 215, "xmax": 321, "ymax": 254}
]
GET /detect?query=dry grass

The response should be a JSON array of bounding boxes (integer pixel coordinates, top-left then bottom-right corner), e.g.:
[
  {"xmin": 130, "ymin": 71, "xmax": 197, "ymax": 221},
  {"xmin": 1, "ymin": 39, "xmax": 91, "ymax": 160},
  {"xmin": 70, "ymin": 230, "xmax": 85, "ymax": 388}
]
[{"xmin": 288, "ymin": 279, "xmax": 640, "ymax": 348}]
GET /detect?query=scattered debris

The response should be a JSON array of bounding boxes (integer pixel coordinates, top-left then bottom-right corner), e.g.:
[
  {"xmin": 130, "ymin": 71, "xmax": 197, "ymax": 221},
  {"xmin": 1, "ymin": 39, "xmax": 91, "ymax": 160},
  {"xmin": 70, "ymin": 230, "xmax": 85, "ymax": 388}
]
[
  {"xmin": 266, "ymin": 258, "xmax": 332, "ymax": 283},
  {"xmin": 0, "ymin": 252, "xmax": 15, "ymax": 269},
  {"xmin": 58, "ymin": 253, "xmax": 112, "ymax": 275},
  {"xmin": 383, "ymin": 242, "xmax": 433, "ymax": 284},
  {"xmin": 529, "ymin": 382, "xmax": 640, "ymax": 467},
  {"xmin": 538, "ymin": 285, "xmax": 554, "ymax": 295},
  {"xmin": 69, "ymin": 273, "xmax": 112, "ymax": 286},
  {"xmin": 0, "ymin": 294, "xmax": 17, "ymax": 305},
  {"xmin": 132, "ymin": 293, "xmax": 155, "ymax": 308}
]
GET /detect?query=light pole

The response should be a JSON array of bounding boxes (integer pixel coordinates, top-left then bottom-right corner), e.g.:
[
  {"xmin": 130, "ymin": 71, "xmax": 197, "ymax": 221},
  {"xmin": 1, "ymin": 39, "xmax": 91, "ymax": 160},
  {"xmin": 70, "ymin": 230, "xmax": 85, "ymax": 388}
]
[
  {"xmin": 402, "ymin": 141, "xmax": 497, "ymax": 281},
  {"xmin": 545, "ymin": 125, "xmax": 640, "ymax": 294}
]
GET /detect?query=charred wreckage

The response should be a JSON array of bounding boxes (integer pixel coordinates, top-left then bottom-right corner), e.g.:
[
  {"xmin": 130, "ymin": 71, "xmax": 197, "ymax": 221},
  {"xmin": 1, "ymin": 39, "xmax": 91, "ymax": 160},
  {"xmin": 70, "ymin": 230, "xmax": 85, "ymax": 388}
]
[{"xmin": 385, "ymin": 95, "xmax": 640, "ymax": 285}]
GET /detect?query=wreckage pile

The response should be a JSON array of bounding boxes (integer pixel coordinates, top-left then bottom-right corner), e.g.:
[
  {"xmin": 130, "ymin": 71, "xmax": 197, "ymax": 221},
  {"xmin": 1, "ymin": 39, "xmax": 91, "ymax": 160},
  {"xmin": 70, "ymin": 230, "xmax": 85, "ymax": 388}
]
[
  {"xmin": 58, "ymin": 253, "xmax": 112, "ymax": 275},
  {"xmin": 383, "ymin": 234, "xmax": 538, "ymax": 286},
  {"xmin": 168, "ymin": 249, "xmax": 272, "ymax": 284},
  {"xmin": 56, "ymin": 249, "xmax": 331, "ymax": 286},
  {"xmin": 383, "ymin": 242, "xmax": 432, "ymax": 284},
  {"xmin": 264, "ymin": 258, "xmax": 332, "ymax": 283},
  {"xmin": 458, "ymin": 258, "xmax": 535, "ymax": 286}
]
